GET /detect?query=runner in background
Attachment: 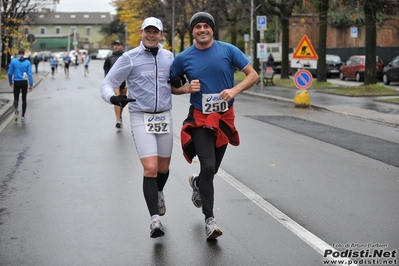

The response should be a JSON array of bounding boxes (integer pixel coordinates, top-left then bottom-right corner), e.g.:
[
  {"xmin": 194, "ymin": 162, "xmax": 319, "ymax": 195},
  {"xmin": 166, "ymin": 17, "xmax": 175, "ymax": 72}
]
[{"xmin": 103, "ymin": 40, "xmax": 126, "ymax": 129}]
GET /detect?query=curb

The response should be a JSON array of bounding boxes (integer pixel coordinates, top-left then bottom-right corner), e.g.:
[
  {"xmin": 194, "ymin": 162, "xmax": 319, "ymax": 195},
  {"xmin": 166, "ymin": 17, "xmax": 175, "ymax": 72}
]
[
  {"xmin": 0, "ymin": 97, "xmax": 14, "ymax": 125},
  {"xmin": 242, "ymin": 90, "xmax": 399, "ymax": 127}
]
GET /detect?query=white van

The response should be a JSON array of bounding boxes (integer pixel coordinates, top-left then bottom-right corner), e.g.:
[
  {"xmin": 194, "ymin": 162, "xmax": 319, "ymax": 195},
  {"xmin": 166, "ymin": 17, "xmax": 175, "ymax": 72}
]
[{"xmin": 96, "ymin": 49, "xmax": 112, "ymax": 60}]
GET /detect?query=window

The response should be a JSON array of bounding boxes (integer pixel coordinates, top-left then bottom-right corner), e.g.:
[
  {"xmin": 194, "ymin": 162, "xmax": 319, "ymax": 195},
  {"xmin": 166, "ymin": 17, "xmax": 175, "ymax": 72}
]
[
  {"xmin": 84, "ymin": 14, "xmax": 89, "ymax": 18},
  {"xmin": 24, "ymin": 28, "xmax": 29, "ymax": 35},
  {"xmin": 40, "ymin": 27, "xmax": 46, "ymax": 35},
  {"xmin": 85, "ymin": 27, "xmax": 91, "ymax": 37},
  {"xmin": 71, "ymin": 14, "xmax": 76, "ymax": 18},
  {"xmin": 55, "ymin": 27, "xmax": 61, "ymax": 34}
]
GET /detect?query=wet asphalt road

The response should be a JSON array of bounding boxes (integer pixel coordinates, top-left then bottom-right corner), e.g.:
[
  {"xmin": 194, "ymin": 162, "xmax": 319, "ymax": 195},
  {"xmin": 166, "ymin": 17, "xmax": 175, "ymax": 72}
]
[{"xmin": 0, "ymin": 60, "xmax": 398, "ymax": 266}]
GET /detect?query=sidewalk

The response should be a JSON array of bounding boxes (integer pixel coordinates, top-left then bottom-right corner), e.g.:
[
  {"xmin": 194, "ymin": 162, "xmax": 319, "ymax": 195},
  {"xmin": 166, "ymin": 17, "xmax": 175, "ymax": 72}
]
[
  {"xmin": 240, "ymin": 77, "xmax": 399, "ymax": 126},
  {"xmin": 0, "ymin": 71, "xmax": 47, "ymax": 125},
  {"xmin": 1, "ymin": 73, "xmax": 398, "ymax": 127}
]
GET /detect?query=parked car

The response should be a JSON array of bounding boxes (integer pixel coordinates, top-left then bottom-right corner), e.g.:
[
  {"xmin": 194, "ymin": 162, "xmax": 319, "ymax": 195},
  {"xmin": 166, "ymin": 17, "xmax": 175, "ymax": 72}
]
[
  {"xmin": 96, "ymin": 49, "xmax": 112, "ymax": 60},
  {"xmin": 340, "ymin": 55, "xmax": 384, "ymax": 81},
  {"xmin": 326, "ymin": 54, "xmax": 342, "ymax": 78},
  {"xmin": 382, "ymin": 55, "xmax": 399, "ymax": 85},
  {"xmin": 89, "ymin": 52, "xmax": 98, "ymax": 59},
  {"xmin": 35, "ymin": 51, "xmax": 52, "ymax": 62},
  {"xmin": 289, "ymin": 54, "xmax": 342, "ymax": 78}
]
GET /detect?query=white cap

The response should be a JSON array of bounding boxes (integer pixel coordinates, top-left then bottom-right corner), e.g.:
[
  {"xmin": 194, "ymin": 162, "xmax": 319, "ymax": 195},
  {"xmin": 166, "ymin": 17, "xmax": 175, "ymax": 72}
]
[{"xmin": 141, "ymin": 17, "xmax": 163, "ymax": 31}]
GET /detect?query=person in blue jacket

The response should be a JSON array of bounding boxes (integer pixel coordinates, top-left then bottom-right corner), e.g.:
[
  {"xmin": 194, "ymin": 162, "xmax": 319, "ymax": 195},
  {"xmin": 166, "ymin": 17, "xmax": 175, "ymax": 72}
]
[{"xmin": 8, "ymin": 48, "xmax": 34, "ymax": 122}]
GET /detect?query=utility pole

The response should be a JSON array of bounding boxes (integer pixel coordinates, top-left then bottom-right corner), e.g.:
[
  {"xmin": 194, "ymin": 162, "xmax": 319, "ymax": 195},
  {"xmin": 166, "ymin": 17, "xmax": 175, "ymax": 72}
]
[
  {"xmin": 67, "ymin": 28, "xmax": 70, "ymax": 52},
  {"xmin": 73, "ymin": 29, "xmax": 77, "ymax": 51}
]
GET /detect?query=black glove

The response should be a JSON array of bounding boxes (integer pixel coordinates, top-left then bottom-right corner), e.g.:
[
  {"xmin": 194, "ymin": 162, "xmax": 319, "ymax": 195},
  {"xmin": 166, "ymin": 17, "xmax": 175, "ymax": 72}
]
[
  {"xmin": 110, "ymin": 95, "xmax": 136, "ymax": 107},
  {"xmin": 169, "ymin": 75, "xmax": 187, "ymax": 88}
]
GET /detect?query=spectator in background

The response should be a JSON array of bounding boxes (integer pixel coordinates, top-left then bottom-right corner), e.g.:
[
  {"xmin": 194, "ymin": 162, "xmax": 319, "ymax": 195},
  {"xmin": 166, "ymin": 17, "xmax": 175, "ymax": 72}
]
[
  {"xmin": 267, "ymin": 53, "xmax": 274, "ymax": 69},
  {"xmin": 33, "ymin": 55, "xmax": 40, "ymax": 74},
  {"xmin": 74, "ymin": 51, "xmax": 79, "ymax": 68}
]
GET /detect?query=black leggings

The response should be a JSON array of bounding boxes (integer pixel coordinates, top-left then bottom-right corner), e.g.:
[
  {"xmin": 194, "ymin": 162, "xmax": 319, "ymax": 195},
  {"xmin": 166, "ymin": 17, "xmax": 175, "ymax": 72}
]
[
  {"xmin": 13, "ymin": 80, "xmax": 28, "ymax": 116},
  {"xmin": 191, "ymin": 127, "xmax": 228, "ymax": 219}
]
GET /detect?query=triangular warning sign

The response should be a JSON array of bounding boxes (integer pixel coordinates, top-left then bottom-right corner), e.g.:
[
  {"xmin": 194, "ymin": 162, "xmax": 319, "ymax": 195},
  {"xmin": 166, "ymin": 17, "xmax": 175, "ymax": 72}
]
[{"xmin": 292, "ymin": 35, "xmax": 318, "ymax": 60}]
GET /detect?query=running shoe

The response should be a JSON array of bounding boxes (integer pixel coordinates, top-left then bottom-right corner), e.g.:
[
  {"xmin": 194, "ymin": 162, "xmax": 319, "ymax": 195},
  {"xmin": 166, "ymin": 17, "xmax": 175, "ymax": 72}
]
[
  {"xmin": 21, "ymin": 116, "xmax": 25, "ymax": 122},
  {"xmin": 14, "ymin": 110, "xmax": 19, "ymax": 122},
  {"xmin": 158, "ymin": 191, "xmax": 166, "ymax": 216},
  {"xmin": 150, "ymin": 218, "xmax": 165, "ymax": 238},
  {"xmin": 205, "ymin": 217, "xmax": 223, "ymax": 240},
  {"xmin": 188, "ymin": 174, "xmax": 202, "ymax": 208},
  {"xmin": 115, "ymin": 119, "xmax": 122, "ymax": 129}
]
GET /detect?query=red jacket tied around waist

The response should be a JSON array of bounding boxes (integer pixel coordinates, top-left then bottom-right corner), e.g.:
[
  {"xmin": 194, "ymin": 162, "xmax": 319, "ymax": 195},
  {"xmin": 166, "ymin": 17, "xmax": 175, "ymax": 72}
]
[{"xmin": 180, "ymin": 105, "xmax": 240, "ymax": 163}]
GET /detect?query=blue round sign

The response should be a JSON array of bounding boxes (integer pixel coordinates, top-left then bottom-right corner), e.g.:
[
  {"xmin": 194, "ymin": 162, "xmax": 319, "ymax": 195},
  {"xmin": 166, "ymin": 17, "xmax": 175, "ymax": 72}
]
[{"xmin": 294, "ymin": 69, "xmax": 313, "ymax": 90}]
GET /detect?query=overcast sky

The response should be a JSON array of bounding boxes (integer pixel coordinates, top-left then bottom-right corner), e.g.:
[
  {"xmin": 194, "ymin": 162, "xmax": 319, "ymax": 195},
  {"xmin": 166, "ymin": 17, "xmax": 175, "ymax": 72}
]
[{"xmin": 55, "ymin": 0, "xmax": 116, "ymax": 13}]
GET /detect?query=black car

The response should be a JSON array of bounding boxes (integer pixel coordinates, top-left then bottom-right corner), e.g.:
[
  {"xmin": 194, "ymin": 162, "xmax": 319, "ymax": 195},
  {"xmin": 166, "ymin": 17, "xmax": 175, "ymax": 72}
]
[
  {"xmin": 35, "ymin": 51, "xmax": 52, "ymax": 62},
  {"xmin": 89, "ymin": 52, "xmax": 98, "ymax": 59},
  {"xmin": 326, "ymin": 54, "xmax": 342, "ymax": 78},
  {"xmin": 383, "ymin": 55, "xmax": 399, "ymax": 85}
]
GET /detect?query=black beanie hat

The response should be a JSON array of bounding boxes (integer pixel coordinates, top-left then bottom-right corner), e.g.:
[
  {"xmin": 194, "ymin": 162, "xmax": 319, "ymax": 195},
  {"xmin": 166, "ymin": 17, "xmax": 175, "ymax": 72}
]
[{"xmin": 190, "ymin": 12, "xmax": 215, "ymax": 32}]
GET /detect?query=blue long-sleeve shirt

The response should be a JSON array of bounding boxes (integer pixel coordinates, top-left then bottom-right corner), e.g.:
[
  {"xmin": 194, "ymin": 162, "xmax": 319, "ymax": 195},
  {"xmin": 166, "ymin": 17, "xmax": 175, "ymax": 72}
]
[{"xmin": 8, "ymin": 56, "xmax": 34, "ymax": 86}]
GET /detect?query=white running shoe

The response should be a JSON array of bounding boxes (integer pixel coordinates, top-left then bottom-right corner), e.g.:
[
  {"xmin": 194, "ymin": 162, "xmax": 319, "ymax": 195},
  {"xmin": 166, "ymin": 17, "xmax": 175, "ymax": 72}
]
[
  {"xmin": 150, "ymin": 218, "xmax": 165, "ymax": 238},
  {"xmin": 115, "ymin": 119, "xmax": 123, "ymax": 128},
  {"xmin": 205, "ymin": 217, "xmax": 223, "ymax": 240},
  {"xmin": 188, "ymin": 174, "xmax": 202, "ymax": 208}
]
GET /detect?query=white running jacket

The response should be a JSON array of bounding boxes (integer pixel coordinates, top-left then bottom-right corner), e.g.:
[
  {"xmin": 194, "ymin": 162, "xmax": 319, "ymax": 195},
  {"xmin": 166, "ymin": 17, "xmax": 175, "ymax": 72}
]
[{"xmin": 100, "ymin": 41, "xmax": 174, "ymax": 113}]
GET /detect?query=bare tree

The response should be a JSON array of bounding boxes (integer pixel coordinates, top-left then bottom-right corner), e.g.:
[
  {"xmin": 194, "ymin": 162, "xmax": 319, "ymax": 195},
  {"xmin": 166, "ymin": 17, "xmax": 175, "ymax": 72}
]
[
  {"xmin": 215, "ymin": 0, "xmax": 250, "ymax": 46},
  {"xmin": 1, "ymin": 0, "xmax": 40, "ymax": 68}
]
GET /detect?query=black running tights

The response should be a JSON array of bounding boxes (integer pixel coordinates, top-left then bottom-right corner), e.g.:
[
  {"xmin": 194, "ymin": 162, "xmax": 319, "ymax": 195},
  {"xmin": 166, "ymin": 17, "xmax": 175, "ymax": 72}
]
[
  {"xmin": 190, "ymin": 127, "xmax": 228, "ymax": 219},
  {"xmin": 13, "ymin": 81, "xmax": 28, "ymax": 116}
]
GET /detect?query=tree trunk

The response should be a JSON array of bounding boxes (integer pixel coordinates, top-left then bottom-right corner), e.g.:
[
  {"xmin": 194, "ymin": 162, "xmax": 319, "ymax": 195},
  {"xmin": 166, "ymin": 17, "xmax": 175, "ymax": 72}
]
[
  {"xmin": 230, "ymin": 22, "xmax": 237, "ymax": 47},
  {"xmin": 317, "ymin": 0, "xmax": 329, "ymax": 82},
  {"xmin": 179, "ymin": 32, "xmax": 185, "ymax": 53},
  {"xmin": 364, "ymin": 0, "xmax": 377, "ymax": 85}
]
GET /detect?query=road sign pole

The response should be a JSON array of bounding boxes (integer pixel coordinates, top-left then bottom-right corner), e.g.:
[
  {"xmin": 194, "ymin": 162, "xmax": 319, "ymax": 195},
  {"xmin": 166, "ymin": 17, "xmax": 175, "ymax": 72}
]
[
  {"xmin": 256, "ymin": 16, "xmax": 266, "ymax": 92},
  {"xmin": 260, "ymin": 31, "xmax": 264, "ymax": 91}
]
